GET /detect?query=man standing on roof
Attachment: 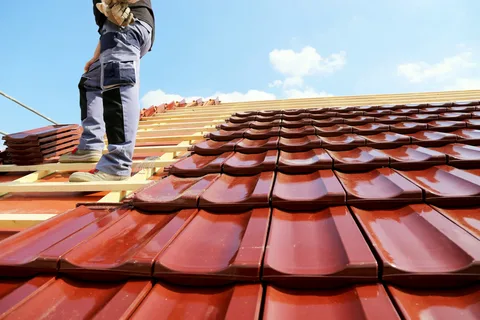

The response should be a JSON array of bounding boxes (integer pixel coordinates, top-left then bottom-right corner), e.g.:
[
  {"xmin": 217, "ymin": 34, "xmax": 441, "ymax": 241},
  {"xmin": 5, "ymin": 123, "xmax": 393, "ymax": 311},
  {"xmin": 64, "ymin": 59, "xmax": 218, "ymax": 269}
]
[{"xmin": 60, "ymin": 0, "xmax": 155, "ymax": 182}]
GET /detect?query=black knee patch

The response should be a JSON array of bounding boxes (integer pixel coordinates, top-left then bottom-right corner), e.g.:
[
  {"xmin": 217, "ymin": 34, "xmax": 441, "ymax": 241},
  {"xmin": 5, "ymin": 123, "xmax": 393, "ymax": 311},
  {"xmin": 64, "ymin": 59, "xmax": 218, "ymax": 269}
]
[
  {"xmin": 78, "ymin": 77, "xmax": 88, "ymax": 121},
  {"xmin": 103, "ymin": 60, "xmax": 136, "ymax": 89},
  {"xmin": 103, "ymin": 88, "xmax": 125, "ymax": 144}
]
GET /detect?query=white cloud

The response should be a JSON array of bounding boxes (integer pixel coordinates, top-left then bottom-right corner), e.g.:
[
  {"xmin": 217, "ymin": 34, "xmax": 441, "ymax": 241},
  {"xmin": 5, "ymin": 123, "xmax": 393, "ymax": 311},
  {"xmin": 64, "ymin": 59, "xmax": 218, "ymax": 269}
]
[
  {"xmin": 141, "ymin": 90, "xmax": 197, "ymax": 108},
  {"xmin": 212, "ymin": 90, "xmax": 276, "ymax": 103},
  {"xmin": 269, "ymin": 46, "xmax": 347, "ymax": 77},
  {"xmin": 397, "ymin": 51, "xmax": 477, "ymax": 83},
  {"xmin": 268, "ymin": 80, "xmax": 283, "ymax": 88},
  {"xmin": 283, "ymin": 76, "xmax": 304, "ymax": 88},
  {"xmin": 141, "ymin": 89, "xmax": 276, "ymax": 108},
  {"xmin": 142, "ymin": 45, "xmax": 339, "ymax": 107},
  {"xmin": 284, "ymin": 87, "xmax": 334, "ymax": 99},
  {"xmin": 445, "ymin": 78, "xmax": 480, "ymax": 90}
]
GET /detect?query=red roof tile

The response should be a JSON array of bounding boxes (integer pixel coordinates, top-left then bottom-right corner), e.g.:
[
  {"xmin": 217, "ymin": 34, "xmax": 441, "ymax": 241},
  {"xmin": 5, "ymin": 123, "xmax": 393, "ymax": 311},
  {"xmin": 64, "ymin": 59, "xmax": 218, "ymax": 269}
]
[
  {"xmin": 352, "ymin": 204, "xmax": 480, "ymax": 287},
  {"xmin": 154, "ymin": 209, "xmax": 269, "ymax": 285},
  {"xmin": 235, "ymin": 137, "xmax": 279, "ymax": 153},
  {"xmin": 263, "ymin": 285, "xmax": 400, "ymax": 320},
  {"xmin": 381, "ymin": 145, "xmax": 446, "ymax": 169},
  {"xmin": 167, "ymin": 152, "xmax": 233, "ymax": 177},
  {"xmin": 198, "ymin": 172, "xmax": 274, "ymax": 212},
  {"xmin": 336, "ymin": 168, "xmax": 423, "ymax": 208},
  {"xmin": 430, "ymin": 143, "xmax": 480, "ymax": 168},
  {"xmin": 271, "ymin": 170, "xmax": 345, "ymax": 211},
  {"xmin": 223, "ymin": 150, "xmax": 277, "ymax": 175},
  {"xmin": 327, "ymin": 147, "xmax": 389, "ymax": 172},
  {"xmin": 263, "ymin": 207, "xmax": 377, "ymax": 288},
  {"xmin": 277, "ymin": 149, "xmax": 332, "ymax": 173},
  {"xmin": 131, "ymin": 283, "xmax": 262, "ymax": 319},
  {"xmin": 398, "ymin": 166, "xmax": 480, "ymax": 206},
  {"xmin": 388, "ymin": 285, "xmax": 480, "ymax": 320}
]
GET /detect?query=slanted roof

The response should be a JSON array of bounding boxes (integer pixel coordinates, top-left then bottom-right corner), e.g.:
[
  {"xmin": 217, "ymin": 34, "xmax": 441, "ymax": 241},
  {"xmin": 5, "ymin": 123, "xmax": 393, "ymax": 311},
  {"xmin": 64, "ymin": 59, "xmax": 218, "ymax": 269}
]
[{"xmin": 0, "ymin": 89, "xmax": 479, "ymax": 319}]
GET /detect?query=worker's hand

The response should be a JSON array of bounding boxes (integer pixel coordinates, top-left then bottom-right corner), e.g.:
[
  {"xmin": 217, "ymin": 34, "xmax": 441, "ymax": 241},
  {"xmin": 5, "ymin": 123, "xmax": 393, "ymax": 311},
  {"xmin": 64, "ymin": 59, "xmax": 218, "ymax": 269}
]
[
  {"xmin": 84, "ymin": 41, "xmax": 101, "ymax": 73},
  {"xmin": 84, "ymin": 58, "xmax": 96, "ymax": 73},
  {"xmin": 96, "ymin": 1, "xmax": 135, "ymax": 27}
]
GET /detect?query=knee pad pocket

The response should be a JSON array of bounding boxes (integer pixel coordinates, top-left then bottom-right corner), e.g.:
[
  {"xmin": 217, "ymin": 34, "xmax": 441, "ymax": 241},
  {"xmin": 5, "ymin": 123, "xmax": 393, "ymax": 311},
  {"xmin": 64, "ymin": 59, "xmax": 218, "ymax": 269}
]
[{"xmin": 103, "ymin": 60, "xmax": 136, "ymax": 90}]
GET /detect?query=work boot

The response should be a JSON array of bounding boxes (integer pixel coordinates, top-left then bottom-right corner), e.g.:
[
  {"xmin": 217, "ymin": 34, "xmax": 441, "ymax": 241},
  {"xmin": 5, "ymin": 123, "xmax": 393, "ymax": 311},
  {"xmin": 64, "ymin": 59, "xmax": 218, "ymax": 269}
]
[
  {"xmin": 59, "ymin": 148, "xmax": 102, "ymax": 163},
  {"xmin": 69, "ymin": 169, "xmax": 129, "ymax": 182}
]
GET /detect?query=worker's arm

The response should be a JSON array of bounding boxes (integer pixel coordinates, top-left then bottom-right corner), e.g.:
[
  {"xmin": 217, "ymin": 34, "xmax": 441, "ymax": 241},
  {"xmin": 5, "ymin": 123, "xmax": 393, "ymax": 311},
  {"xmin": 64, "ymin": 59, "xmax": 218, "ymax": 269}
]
[{"xmin": 84, "ymin": 41, "xmax": 101, "ymax": 73}]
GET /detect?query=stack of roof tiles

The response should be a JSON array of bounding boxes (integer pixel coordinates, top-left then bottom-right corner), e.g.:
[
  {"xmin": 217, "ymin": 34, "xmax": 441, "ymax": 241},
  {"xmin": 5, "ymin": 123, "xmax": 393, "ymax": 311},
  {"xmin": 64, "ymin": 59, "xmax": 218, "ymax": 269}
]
[
  {"xmin": 0, "ymin": 101, "xmax": 479, "ymax": 319},
  {"xmin": 140, "ymin": 98, "xmax": 221, "ymax": 117},
  {"xmin": 1, "ymin": 125, "xmax": 81, "ymax": 165}
]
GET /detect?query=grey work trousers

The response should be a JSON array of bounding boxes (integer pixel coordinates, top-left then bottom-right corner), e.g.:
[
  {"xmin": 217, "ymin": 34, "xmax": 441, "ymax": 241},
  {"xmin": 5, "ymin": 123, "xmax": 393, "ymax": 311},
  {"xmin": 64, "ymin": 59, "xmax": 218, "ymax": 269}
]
[{"xmin": 78, "ymin": 19, "xmax": 152, "ymax": 176}]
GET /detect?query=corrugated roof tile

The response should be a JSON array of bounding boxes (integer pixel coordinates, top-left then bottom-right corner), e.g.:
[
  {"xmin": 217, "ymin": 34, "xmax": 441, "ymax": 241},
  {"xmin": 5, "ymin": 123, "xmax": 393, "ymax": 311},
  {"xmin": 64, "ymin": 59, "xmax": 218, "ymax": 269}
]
[
  {"xmin": 453, "ymin": 128, "xmax": 480, "ymax": 145},
  {"xmin": 430, "ymin": 143, "xmax": 480, "ymax": 168},
  {"xmin": 167, "ymin": 152, "xmax": 232, "ymax": 177},
  {"xmin": 198, "ymin": 172, "xmax": 275, "ymax": 212},
  {"xmin": 397, "ymin": 166, "xmax": 480, "ymax": 206},
  {"xmin": 432, "ymin": 205, "xmax": 480, "ymax": 240},
  {"xmin": 132, "ymin": 174, "xmax": 219, "ymax": 212},
  {"xmin": 390, "ymin": 122, "xmax": 428, "ymax": 134},
  {"xmin": 427, "ymin": 120, "xmax": 466, "ymax": 132},
  {"xmin": 406, "ymin": 131, "xmax": 457, "ymax": 147},
  {"xmin": 131, "ymin": 283, "xmax": 263, "ymax": 320},
  {"xmin": 263, "ymin": 207, "xmax": 377, "ymax": 288},
  {"xmin": 205, "ymin": 128, "xmax": 247, "ymax": 141},
  {"xmin": 271, "ymin": 170, "xmax": 345, "ymax": 211},
  {"xmin": 363, "ymin": 132, "xmax": 411, "ymax": 149},
  {"xmin": 189, "ymin": 138, "xmax": 240, "ymax": 155},
  {"xmin": 263, "ymin": 285, "xmax": 400, "ymax": 320},
  {"xmin": 223, "ymin": 150, "xmax": 278, "ymax": 175},
  {"xmin": 352, "ymin": 204, "xmax": 480, "ymax": 287},
  {"xmin": 0, "ymin": 206, "xmax": 127, "ymax": 276},
  {"xmin": 278, "ymin": 136, "xmax": 322, "ymax": 152},
  {"xmin": 279, "ymin": 125, "xmax": 316, "ymax": 138},
  {"xmin": 327, "ymin": 147, "xmax": 389, "ymax": 172},
  {"xmin": 0, "ymin": 278, "xmax": 152, "ymax": 320},
  {"xmin": 154, "ymin": 209, "xmax": 270, "ymax": 285},
  {"xmin": 60, "ymin": 208, "xmax": 196, "ymax": 279},
  {"xmin": 249, "ymin": 119, "xmax": 282, "ymax": 129},
  {"xmin": 336, "ymin": 168, "xmax": 423, "ymax": 208},
  {"xmin": 235, "ymin": 137, "xmax": 279, "ymax": 154},
  {"xmin": 277, "ymin": 149, "xmax": 333, "ymax": 173},
  {"xmin": 381, "ymin": 145, "xmax": 447, "ymax": 169},
  {"xmin": 243, "ymin": 127, "xmax": 280, "ymax": 140},
  {"xmin": 352, "ymin": 123, "xmax": 389, "ymax": 135},
  {"xmin": 315, "ymin": 124, "xmax": 352, "ymax": 136},
  {"xmin": 388, "ymin": 285, "xmax": 480, "ymax": 320},
  {"xmin": 320, "ymin": 134, "xmax": 366, "ymax": 151}
]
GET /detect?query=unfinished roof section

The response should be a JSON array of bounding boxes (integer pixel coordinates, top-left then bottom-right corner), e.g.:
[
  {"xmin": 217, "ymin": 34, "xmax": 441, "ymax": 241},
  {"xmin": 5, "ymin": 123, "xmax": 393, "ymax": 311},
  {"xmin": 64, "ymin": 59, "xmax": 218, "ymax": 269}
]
[{"xmin": 0, "ymin": 90, "xmax": 479, "ymax": 318}]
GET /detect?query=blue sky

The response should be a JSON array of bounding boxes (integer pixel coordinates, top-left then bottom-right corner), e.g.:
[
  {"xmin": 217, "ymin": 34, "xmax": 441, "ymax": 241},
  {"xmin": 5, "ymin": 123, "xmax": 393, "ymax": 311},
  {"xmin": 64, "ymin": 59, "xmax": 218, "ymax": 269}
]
[{"xmin": 1, "ymin": 0, "xmax": 479, "ymax": 138}]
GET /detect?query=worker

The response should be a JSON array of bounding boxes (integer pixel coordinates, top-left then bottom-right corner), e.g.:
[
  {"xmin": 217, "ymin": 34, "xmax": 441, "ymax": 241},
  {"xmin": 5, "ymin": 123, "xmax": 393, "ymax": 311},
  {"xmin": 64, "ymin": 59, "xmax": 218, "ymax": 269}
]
[{"xmin": 60, "ymin": 0, "xmax": 155, "ymax": 182}]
